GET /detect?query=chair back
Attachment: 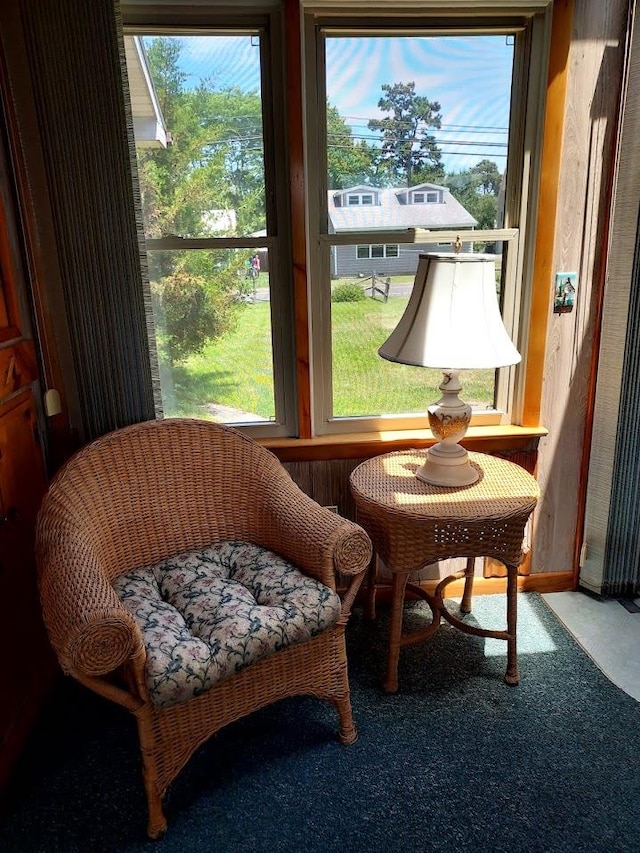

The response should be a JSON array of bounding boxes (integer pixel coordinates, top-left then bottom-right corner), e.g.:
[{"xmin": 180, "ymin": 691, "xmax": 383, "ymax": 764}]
[{"xmin": 37, "ymin": 418, "xmax": 285, "ymax": 583}]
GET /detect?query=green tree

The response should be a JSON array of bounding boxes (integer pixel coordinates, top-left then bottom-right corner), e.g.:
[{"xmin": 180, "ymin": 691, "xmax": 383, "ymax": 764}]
[
  {"xmin": 326, "ymin": 104, "xmax": 378, "ymax": 189},
  {"xmin": 194, "ymin": 83, "xmax": 266, "ymax": 234},
  {"xmin": 136, "ymin": 37, "xmax": 264, "ymax": 366},
  {"xmin": 446, "ymin": 159, "xmax": 503, "ymax": 230},
  {"xmin": 470, "ymin": 159, "xmax": 502, "ymax": 196},
  {"xmin": 367, "ymin": 82, "xmax": 444, "ymax": 186}
]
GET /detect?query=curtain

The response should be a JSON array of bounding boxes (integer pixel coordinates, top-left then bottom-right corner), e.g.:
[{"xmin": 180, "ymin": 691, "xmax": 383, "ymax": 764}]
[
  {"xmin": 18, "ymin": 0, "xmax": 158, "ymax": 440},
  {"xmin": 582, "ymin": 0, "xmax": 640, "ymax": 597}
]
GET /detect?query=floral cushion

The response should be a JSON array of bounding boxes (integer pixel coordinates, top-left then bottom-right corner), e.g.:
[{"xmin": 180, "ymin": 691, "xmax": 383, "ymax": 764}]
[{"xmin": 113, "ymin": 541, "xmax": 342, "ymax": 708}]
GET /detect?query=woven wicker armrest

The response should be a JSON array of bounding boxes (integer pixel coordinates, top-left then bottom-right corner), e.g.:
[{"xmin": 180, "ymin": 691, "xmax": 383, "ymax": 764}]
[
  {"xmin": 255, "ymin": 471, "xmax": 372, "ymax": 588},
  {"xmin": 36, "ymin": 523, "xmax": 144, "ymax": 679},
  {"xmin": 63, "ymin": 606, "xmax": 142, "ymax": 678}
]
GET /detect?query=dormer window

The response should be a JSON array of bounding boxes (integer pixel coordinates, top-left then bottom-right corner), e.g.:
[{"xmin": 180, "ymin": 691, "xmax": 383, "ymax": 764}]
[
  {"xmin": 346, "ymin": 192, "xmax": 375, "ymax": 206},
  {"xmin": 413, "ymin": 190, "xmax": 439, "ymax": 204}
]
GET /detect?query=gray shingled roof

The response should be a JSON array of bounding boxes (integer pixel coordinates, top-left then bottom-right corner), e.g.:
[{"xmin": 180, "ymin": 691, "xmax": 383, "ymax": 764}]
[{"xmin": 328, "ymin": 185, "xmax": 477, "ymax": 232}]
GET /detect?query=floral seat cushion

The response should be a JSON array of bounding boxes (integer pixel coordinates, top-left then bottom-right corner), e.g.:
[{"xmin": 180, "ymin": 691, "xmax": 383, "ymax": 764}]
[{"xmin": 113, "ymin": 541, "xmax": 342, "ymax": 709}]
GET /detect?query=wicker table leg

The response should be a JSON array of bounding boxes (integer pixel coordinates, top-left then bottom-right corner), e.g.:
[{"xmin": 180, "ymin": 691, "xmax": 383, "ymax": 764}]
[
  {"xmin": 384, "ymin": 571, "xmax": 410, "ymax": 693},
  {"xmin": 504, "ymin": 563, "xmax": 520, "ymax": 686},
  {"xmin": 460, "ymin": 556, "xmax": 475, "ymax": 614},
  {"xmin": 365, "ymin": 554, "xmax": 378, "ymax": 621}
]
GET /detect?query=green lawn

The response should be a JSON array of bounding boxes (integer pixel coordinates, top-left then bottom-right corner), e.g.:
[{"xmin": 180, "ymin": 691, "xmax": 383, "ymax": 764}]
[{"xmin": 161, "ymin": 295, "xmax": 496, "ymax": 420}]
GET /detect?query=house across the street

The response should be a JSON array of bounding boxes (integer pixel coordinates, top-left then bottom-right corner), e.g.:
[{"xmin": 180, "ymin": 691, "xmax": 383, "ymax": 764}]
[{"xmin": 328, "ymin": 182, "xmax": 478, "ymax": 278}]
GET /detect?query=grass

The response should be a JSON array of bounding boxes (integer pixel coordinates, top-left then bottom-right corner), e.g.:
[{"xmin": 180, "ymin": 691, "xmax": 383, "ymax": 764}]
[
  {"xmin": 161, "ymin": 294, "xmax": 496, "ymax": 420},
  {"xmin": 331, "ymin": 298, "xmax": 495, "ymax": 417}
]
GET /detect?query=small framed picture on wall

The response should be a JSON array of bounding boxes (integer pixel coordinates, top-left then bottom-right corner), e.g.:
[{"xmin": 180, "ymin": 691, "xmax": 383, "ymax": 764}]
[{"xmin": 554, "ymin": 271, "xmax": 578, "ymax": 314}]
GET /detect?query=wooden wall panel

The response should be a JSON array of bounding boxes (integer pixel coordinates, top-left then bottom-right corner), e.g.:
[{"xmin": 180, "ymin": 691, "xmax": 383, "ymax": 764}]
[
  {"xmin": 532, "ymin": 0, "xmax": 629, "ymax": 573},
  {"xmin": 284, "ymin": 458, "xmax": 363, "ymax": 520}
]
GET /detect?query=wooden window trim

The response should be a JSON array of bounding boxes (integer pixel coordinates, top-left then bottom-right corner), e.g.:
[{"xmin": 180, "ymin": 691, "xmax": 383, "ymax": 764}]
[
  {"xmin": 522, "ymin": 0, "xmax": 574, "ymax": 426},
  {"xmin": 286, "ymin": 0, "xmax": 572, "ymax": 442},
  {"xmin": 262, "ymin": 423, "xmax": 548, "ymax": 462}
]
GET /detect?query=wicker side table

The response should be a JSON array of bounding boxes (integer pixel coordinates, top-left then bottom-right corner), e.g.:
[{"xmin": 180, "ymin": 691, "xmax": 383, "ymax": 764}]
[{"xmin": 349, "ymin": 449, "xmax": 540, "ymax": 693}]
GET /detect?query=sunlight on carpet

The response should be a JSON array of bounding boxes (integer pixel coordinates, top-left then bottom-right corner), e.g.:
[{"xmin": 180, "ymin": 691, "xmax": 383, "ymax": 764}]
[{"xmin": 446, "ymin": 592, "xmax": 559, "ymax": 657}]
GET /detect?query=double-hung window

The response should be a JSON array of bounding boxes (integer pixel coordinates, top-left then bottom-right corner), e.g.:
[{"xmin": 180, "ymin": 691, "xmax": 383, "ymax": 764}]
[
  {"xmin": 305, "ymin": 2, "xmax": 552, "ymax": 434},
  {"xmin": 122, "ymin": 1, "xmax": 553, "ymax": 441},
  {"xmin": 123, "ymin": 6, "xmax": 295, "ymax": 437}
]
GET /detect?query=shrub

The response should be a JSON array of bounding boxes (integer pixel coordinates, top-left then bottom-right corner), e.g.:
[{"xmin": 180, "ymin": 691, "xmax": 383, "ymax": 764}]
[{"xmin": 331, "ymin": 282, "xmax": 366, "ymax": 303}]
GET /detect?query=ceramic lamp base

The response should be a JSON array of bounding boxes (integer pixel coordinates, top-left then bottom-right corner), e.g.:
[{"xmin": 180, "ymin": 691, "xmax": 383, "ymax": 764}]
[
  {"xmin": 416, "ymin": 442, "xmax": 479, "ymax": 487},
  {"xmin": 418, "ymin": 370, "xmax": 477, "ymax": 487}
]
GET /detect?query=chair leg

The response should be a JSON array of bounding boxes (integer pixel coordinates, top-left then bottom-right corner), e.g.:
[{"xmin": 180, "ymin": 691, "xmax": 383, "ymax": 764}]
[
  {"xmin": 332, "ymin": 694, "xmax": 358, "ymax": 744},
  {"xmin": 146, "ymin": 796, "xmax": 168, "ymax": 840},
  {"xmin": 135, "ymin": 709, "xmax": 168, "ymax": 839}
]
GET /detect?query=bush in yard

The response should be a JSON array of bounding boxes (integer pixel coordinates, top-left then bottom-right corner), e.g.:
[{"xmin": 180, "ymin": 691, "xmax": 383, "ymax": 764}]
[
  {"xmin": 151, "ymin": 266, "xmax": 239, "ymax": 366},
  {"xmin": 331, "ymin": 282, "xmax": 366, "ymax": 303}
]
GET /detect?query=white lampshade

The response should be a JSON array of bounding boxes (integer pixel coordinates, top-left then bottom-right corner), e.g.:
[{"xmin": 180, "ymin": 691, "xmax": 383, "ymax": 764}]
[
  {"xmin": 378, "ymin": 252, "xmax": 521, "ymax": 488},
  {"xmin": 378, "ymin": 253, "xmax": 521, "ymax": 370}
]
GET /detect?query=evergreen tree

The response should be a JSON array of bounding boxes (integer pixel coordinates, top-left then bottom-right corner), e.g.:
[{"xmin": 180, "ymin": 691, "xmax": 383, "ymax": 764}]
[{"xmin": 367, "ymin": 82, "xmax": 444, "ymax": 186}]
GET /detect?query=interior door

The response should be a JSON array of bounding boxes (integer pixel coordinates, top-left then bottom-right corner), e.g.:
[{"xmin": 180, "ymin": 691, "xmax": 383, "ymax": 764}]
[{"xmin": 0, "ymin": 125, "xmax": 55, "ymax": 791}]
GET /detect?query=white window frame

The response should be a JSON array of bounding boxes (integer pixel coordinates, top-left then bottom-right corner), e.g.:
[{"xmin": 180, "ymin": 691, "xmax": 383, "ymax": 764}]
[
  {"xmin": 356, "ymin": 244, "xmax": 401, "ymax": 259},
  {"xmin": 304, "ymin": 2, "xmax": 553, "ymax": 436},
  {"xmin": 122, "ymin": 5, "xmax": 297, "ymax": 439}
]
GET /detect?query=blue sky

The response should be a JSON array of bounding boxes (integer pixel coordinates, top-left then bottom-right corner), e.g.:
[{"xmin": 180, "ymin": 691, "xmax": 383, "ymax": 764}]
[
  {"xmin": 325, "ymin": 35, "xmax": 513, "ymax": 173},
  {"xmin": 161, "ymin": 33, "xmax": 513, "ymax": 174}
]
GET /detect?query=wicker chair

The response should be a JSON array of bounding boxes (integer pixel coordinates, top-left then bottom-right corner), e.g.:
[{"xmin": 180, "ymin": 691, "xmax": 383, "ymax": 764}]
[{"xmin": 35, "ymin": 419, "xmax": 372, "ymax": 838}]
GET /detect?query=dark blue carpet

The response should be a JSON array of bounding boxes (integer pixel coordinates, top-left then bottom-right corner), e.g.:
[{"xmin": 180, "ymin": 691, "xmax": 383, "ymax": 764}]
[{"xmin": 1, "ymin": 593, "xmax": 639, "ymax": 852}]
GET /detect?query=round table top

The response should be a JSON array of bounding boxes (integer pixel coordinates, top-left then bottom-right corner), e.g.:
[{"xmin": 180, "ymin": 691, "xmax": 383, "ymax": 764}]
[{"xmin": 349, "ymin": 449, "xmax": 540, "ymax": 523}]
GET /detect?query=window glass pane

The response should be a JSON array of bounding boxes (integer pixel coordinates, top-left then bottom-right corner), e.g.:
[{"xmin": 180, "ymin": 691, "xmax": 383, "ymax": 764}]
[
  {"xmin": 330, "ymin": 245, "xmax": 496, "ymax": 417},
  {"xmin": 325, "ymin": 33, "xmax": 514, "ymax": 420},
  {"xmin": 125, "ymin": 32, "xmax": 279, "ymax": 426},
  {"xmin": 129, "ymin": 34, "xmax": 266, "ymax": 239},
  {"xmin": 147, "ymin": 248, "xmax": 275, "ymax": 423}
]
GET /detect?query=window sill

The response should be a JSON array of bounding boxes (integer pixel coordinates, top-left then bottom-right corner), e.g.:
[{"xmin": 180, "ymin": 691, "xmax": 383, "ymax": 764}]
[{"xmin": 261, "ymin": 424, "xmax": 548, "ymax": 463}]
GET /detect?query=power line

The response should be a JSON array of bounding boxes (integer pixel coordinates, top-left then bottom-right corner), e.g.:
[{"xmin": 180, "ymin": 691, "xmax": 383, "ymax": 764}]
[
  {"xmin": 338, "ymin": 115, "xmax": 509, "ymax": 132},
  {"xmin": 328, "ymin": 133, "xmax": 507, "ymax": 149}
]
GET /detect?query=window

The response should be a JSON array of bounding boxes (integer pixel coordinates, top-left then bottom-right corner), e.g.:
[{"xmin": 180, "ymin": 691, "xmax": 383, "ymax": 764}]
[
  {"xmin": 123, "ymin": 11, "xmax": 295, "ymax": 437},
  {"xmin": 411, "ymin": 190, "xmax": 438, "ymax": 203},
  {"xmin": 357, "ymin": 244, "xmax": 400, "ymax": 260},
  {"xmin": 122, "ymin": 2, "xmax": 553, "ymax": 441},
  {"xmin": 305, "ymin": 4, "xmax": 553, "ymax": 434},
  {"xmin": 347, "ymin": 191, "xmax": 374, "ymax": 205}
]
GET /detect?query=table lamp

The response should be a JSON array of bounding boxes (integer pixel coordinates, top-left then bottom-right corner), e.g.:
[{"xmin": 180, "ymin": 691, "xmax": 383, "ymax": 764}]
[{"xmin": 378, "ymin": 252, "xmax": 521, "ymax": 487}]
